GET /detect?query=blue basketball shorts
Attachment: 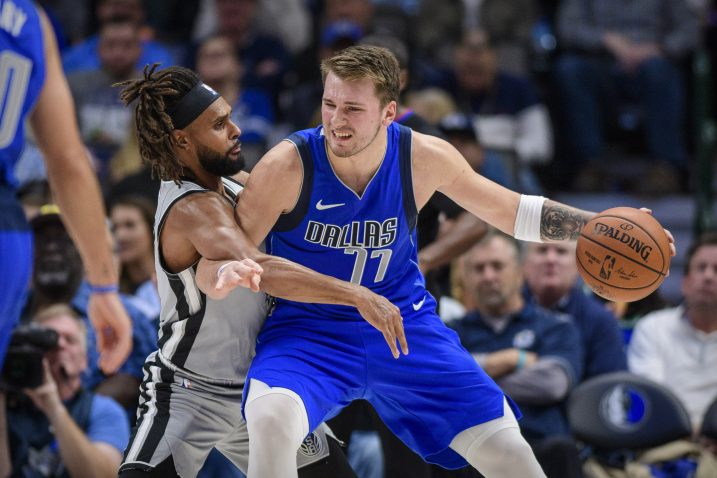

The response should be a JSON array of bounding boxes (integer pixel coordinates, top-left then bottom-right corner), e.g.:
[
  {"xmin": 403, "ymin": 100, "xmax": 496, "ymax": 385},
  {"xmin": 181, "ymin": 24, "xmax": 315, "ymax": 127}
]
[
  {"xmin": 244, "ymin": 297, "xmax": 519, "ymax": 469},
  {"xmin": 0, "ymin": 187, "xmax": 32, "ymax": 370}
]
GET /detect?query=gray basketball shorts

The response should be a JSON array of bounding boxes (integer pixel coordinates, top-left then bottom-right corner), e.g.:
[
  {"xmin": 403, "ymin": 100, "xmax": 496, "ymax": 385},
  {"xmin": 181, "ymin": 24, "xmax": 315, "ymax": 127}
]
[{"xmin": 119, "ymin": 351, "xmax": 332, "ymax": 477}]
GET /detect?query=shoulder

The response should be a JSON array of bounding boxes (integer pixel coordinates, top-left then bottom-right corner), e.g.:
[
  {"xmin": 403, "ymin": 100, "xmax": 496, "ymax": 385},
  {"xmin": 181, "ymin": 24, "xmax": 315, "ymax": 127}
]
[
  {"xmin": 411, "ymin": 130, "xmax": 460, "ymax": 165},
  {"xmin": 252, "ymin": 139, "xmax": 302, "ymax": 178},
  {"xmin": 633, "ymin": 306, "xmax": 681, "ymax": 333},
  {"xmin": 168, "ymin": 188, "xmax": 230, "ymax": 222},
  {"xmin": 89, "ymin": 394, "xmax": 128, "ymax": 425}
]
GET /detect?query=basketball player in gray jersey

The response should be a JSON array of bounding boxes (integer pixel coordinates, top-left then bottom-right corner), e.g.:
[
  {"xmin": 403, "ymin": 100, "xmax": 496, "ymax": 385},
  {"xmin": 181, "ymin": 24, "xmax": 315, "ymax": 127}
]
[{"xmin": 115, "ymin": 65, "xmax": 405, "ymax": 478}]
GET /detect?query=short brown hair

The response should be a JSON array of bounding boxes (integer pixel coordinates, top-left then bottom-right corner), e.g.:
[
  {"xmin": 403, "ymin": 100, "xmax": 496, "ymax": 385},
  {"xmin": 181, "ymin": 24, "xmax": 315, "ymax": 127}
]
[
  {"xmin": 321, "ymin": 45, "xmax": 400, "ymax": 107},
  {"xmin": 684, "ymin": 231, "xmax": 717, "ymax": 275}
]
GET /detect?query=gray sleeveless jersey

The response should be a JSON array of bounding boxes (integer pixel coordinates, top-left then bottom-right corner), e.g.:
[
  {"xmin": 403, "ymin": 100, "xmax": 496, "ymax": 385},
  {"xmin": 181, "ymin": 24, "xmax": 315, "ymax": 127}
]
[{"xmin": 153, "ymin": 178, "xmax": 268, "ymax": 384}]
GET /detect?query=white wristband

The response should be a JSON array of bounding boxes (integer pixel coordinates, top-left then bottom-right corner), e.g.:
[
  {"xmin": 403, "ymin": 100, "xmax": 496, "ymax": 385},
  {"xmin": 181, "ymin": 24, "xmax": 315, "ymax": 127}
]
[{"xmin": 513, "ymin": 195, "xmax": 546, "ymax": 243}]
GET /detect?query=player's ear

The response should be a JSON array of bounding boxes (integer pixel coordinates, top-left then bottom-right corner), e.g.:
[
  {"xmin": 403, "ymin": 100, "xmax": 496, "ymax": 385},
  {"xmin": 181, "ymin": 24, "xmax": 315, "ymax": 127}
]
[
  {"xmin": 382, "ymin": 100, "xmax": 397, "ymax": 126},
  {"xmin": 173, "ymin": 129, "xmax": 190, "ymax": 149}
]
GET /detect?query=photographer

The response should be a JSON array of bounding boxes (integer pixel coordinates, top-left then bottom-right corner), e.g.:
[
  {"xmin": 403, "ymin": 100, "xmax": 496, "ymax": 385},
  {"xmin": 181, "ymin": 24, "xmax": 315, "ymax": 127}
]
[
  {"xmin": 0, "ymin": 304, "xmax": 129, "ymax": 478},
  {"xmin": 24, "ymin": 205, "xmax": 154, "ymax": 414}
]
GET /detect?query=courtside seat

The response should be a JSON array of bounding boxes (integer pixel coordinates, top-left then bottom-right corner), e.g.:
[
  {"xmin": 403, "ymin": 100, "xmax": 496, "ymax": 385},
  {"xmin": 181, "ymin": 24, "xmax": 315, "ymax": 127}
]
[
  {"xmin": 567, "ymin": 371, "xmax": 692, "ymax": 450},
  {"xmin": 700, "ymin": 396, "xmax": 717, "ymax": 441}
]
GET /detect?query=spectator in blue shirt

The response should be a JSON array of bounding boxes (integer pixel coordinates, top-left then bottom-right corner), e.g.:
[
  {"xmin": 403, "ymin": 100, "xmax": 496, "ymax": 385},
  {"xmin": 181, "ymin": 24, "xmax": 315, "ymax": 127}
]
[
  {"xmin": 1, "ymin": 304, "xmax": 130, "ymax": 478},
  {"xmin": 61, "ymin": 0, "xmax": 175, "ymax": 74},
  {"xmin": 195, "ymin": 34, "xmax": 276, "ymax": 170},
  {"xmin": 522, "ymin": 241, "xmax": 627, "ymax": 380},
  {"xmin": 449, "ymin": 230, "xmax": 583, "ymax": 478},
  {"xmin": 25, "ymin": 205, "xmax": 155, "ymax": 417}
]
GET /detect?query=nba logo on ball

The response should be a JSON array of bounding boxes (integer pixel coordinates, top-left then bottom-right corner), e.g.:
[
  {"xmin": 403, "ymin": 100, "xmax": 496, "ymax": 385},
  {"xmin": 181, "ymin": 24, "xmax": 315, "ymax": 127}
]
[{"xmin": 576, "ymin": 207, "xmax": 671, "ymax": 302}]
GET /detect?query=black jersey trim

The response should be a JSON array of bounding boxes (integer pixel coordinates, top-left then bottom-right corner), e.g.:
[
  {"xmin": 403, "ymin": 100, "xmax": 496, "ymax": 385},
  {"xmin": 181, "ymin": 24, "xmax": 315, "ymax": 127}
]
[
  {"xmin": 165, "ymin": 268, "xmax": 207, "ymax": 369},
  {"xmin": 397, "ymin": 124, "xmax": 418, "ymax": 232},
  {"xmin": 131, "ymin": 354, "xmax": 175, "ymax": 463},
  {"xmin": 274, "ymin": 134, "xmax": 314, "ymax": 232}
]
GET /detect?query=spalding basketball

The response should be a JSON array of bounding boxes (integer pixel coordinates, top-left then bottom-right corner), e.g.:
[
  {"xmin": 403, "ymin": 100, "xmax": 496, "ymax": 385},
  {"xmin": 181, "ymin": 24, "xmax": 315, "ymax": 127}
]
[{"xmin": 576, "ymin": 207, "xmax": 671, "ymax": 302}]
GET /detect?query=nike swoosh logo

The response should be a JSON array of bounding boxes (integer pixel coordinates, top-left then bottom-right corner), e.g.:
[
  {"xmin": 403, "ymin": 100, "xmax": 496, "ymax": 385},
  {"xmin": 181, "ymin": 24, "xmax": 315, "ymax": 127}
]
[
  {"xmin": 412, "ymin": 295, "xmax": 426, "ymax": 311},
  {"xmin": 316, "ymin": 200, "xmax": 345, "ymax": 210}
]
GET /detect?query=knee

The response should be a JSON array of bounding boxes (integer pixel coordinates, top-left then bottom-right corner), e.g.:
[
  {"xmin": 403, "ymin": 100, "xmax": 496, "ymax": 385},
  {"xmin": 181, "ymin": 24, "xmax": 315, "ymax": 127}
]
[
  {"xmin": 245, "ymin": 394, "xmax": 306, "ymax": 448},
  {"xmin": 246, "ymin": 397, "xmax": 288, "ymax": 432}
]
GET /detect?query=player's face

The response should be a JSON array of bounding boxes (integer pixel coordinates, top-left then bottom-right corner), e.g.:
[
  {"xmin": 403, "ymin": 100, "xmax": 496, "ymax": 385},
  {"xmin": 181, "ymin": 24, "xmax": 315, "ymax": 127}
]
[
  {"xmin": 190, "ymin": 98, "xmax": 245, "ymax": 176},
  {"xmin": 111, "ymin": 204, "xmax": 152, "ymax": 266},
  {"xmin": 463, "ymin": 237, "xmax": 524, "ymax": 314},
  {"xmin": 523, "ymin": 243, "xmax": 578, "ymax": 296},
  {"xmin": 321, "ymin": 72, "xmax": 394, "ymax": 158},
  {"xmin": 682, "ymin": 245, "xmax": 717, "ymax": 308}
]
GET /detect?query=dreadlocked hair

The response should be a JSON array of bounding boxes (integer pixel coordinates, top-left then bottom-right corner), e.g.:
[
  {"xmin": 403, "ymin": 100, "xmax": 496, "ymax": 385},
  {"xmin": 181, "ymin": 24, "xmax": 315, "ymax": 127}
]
[{"xmin": 115, "ymin": 64, "xmax": 200, "ymax": 183}]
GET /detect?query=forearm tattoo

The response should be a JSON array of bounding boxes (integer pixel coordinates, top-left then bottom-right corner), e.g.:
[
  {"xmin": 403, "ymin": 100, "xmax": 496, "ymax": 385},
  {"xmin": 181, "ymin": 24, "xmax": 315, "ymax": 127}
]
[{"xmin": 540, "ymin": 202, "xmax": 590, "ymax": 241}]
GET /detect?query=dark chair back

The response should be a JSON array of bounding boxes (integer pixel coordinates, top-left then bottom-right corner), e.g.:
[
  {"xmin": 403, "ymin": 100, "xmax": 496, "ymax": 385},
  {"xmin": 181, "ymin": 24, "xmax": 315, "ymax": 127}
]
[
  {"xmin": 700, "ymin": 395, "xmax": 717, "ymax": 440},
  {"xmin": 568, "ymin": 371, "xmax": 692, "ymax": 450}
]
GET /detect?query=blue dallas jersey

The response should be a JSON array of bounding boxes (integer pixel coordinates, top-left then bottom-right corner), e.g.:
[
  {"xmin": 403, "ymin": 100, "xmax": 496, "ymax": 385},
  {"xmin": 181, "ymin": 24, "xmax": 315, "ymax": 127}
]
[
  {"xmin": 0, "ymin": 0, "xmax": 46, "ymax": 188},
  {"xmin": 267, "ymin": 122, "xmax": 430, "ymax": 317},
  {"xmin": 250, "ymin": 123, "xmax": 515, "ymax": 470}
]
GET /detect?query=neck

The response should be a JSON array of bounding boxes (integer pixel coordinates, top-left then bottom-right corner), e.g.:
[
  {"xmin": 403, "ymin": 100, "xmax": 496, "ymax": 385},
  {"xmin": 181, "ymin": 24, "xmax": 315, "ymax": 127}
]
[
  {"xmin": 175, "ymin": 150, "xmax": 224, "ymax": 192},
  {"xmin": 686, "ymin": 306, "xmax": 717, "ymax": 333},
  {"xmin": 325, "ymin": 126, "xmax": 389, "ymax": 196},
  {"xmin": 123, "ymin": 257, "xmax": 154, "ymax": 290},
  {"xmin": 535, "ymin": 288, "xmax": 567, "ymax": 309},
  {"xmin": 478, "ymin": 295, "xmax": 524, "ymax": 319}
]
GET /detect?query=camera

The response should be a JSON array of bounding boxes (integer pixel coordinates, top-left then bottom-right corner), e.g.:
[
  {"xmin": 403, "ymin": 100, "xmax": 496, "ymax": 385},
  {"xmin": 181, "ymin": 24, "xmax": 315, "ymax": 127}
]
[{"xmin": 1, "ymin": 323, "xmax": 58, "ymax": 390}]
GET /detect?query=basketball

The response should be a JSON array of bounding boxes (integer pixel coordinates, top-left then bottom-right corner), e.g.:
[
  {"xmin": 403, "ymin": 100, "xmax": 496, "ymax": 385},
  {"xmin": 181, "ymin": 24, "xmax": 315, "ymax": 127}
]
[{"xmin": 576, "ymin": 207, "xmax": 671, "ymax": 302}]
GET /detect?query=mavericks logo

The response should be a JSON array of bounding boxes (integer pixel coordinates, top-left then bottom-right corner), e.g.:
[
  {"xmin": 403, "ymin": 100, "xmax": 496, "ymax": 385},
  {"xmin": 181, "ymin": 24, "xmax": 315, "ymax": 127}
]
[{"xmin": 592, "ymin": 222, "xmax": 653, "ymax": 262}]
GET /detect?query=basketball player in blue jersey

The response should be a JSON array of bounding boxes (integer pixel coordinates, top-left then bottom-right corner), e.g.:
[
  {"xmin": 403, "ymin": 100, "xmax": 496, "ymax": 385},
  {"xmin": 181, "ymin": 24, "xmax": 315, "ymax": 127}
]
[
  {"xmin": 0, "ymin": 0, "xmax": 130, "ymax": 376},
  {"xmin": 207, "ymin": 45, "xmax": 676, "ymax": 478}
]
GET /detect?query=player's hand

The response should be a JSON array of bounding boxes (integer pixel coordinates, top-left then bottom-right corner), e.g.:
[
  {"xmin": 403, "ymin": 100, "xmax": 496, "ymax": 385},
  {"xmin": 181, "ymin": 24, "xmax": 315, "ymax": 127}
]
[
  {"xmin": 355, "ymin": 287, "xmax": 408, "ymax": 359},
  {"xmin": 639, "ymin": 207, "xmax": 676, "ymax": 257},
  {"xmin": 215, "ymin": 259, "xmax": 264, "ymax": 297},
  {"xmin": 88, "ymin": 291, "xmax": 132, "ymax": 375}
]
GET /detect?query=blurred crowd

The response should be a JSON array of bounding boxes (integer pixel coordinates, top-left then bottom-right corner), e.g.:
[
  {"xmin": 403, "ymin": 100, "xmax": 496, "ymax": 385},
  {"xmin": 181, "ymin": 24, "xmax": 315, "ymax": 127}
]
[
  {"xmin": 15, "ymin": 0, "xmax": 717, "ymax": 199},
  {"xmin": 4, "ymin": 0, "xmax": 717, "ymax": 477}
]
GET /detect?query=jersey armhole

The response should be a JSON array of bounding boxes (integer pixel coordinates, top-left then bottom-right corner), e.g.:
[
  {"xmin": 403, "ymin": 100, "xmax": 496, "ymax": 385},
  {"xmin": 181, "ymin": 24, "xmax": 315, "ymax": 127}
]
[
  {"xmin": 273, "ymin": 134, "xmax": 313, "ymax": 232},
  {"xmin": 398, "ymin": 124, "xmax": 418, "ymax": 232}
]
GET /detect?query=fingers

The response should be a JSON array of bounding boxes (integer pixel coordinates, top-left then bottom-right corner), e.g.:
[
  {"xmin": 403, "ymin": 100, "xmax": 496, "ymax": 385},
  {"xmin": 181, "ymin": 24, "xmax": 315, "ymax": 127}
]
[
  {"xmin": 381, "ymin": 329, "xmax": 399, "ymax": 359},
  {"xmin": 639, "ymin": 207, "xmax": 653, "ymax": 214},
  {"xmin": 664, "ymin": 228, "xmax": 677, "ymax": 257},
  {"xmin": 383, "ymin": 307, "xmax": 407, "ymax": 359},
  {"xmin": 216, "ymin": 260, "xmax": 264, "ymax": 292},
  {"xmin": 394, "ymin": 315, "xmax": 408, "ymax": 356},
  {"xmin": 90, "ymin": 294, "xmax": 132, "ymax": 375},
  {"xmin": 250, "ymin": 273, "xmax": 261, "ymax": 292},
  {"xmin": 387, "ymin": 306, "xmax": 408, "ymax": 356}
]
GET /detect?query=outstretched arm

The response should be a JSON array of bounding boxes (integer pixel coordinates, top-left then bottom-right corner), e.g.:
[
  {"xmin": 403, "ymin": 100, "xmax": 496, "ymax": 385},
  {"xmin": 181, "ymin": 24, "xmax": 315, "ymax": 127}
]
[
  {"xmin": 165, "ymin": 191, "xmax": 408, "ymax": 358},
  {"xmin": 413, "ymin": 133, "xmax": 676, "ymax": 255},
  {"xmin": 31, "ymin": 9, "xmax": 131, "ymax": 374}
]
